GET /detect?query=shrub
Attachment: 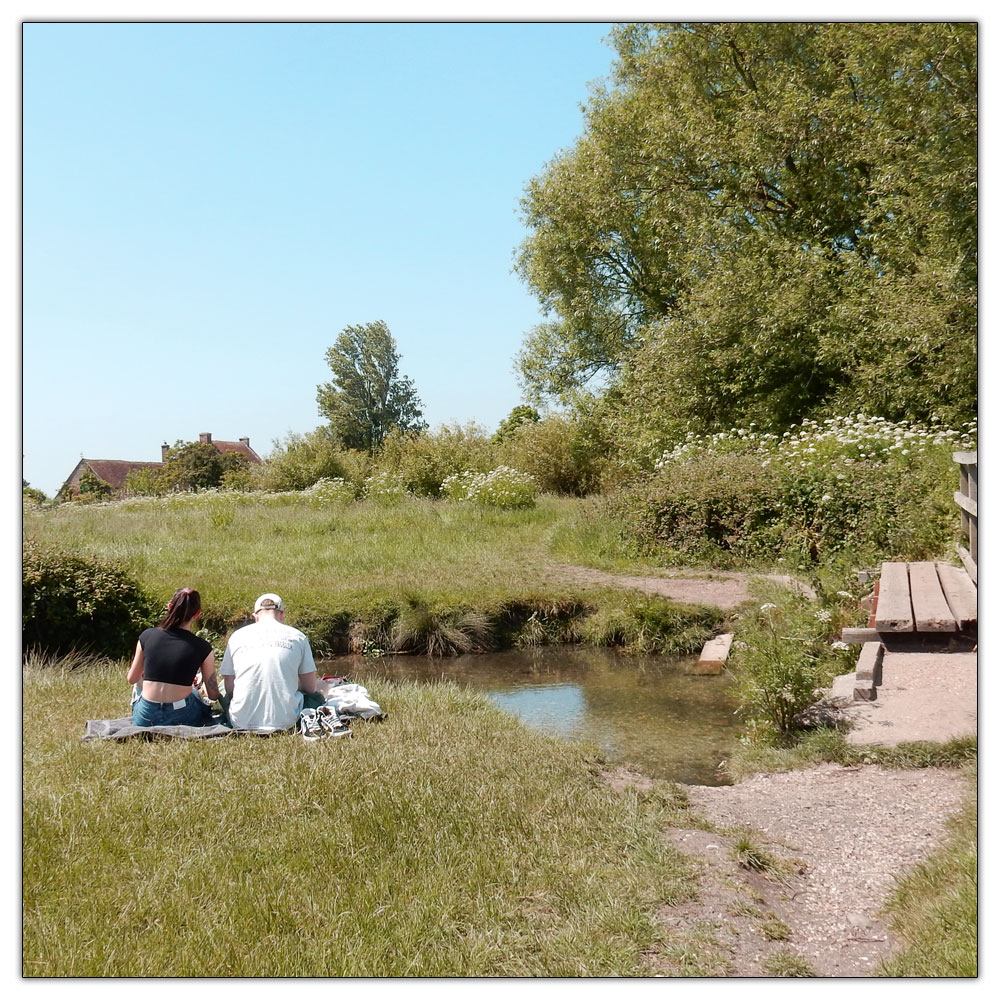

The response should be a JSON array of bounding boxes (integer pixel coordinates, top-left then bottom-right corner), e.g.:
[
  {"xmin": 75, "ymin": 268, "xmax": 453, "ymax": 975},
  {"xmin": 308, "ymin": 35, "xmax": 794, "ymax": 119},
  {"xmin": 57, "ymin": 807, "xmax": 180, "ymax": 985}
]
[
  {"xmin": 363, "ymin": 470, "xmax": 409, "ymax": 506},
  {"xmin": 254, "ymin": 427, "xmax": 353, "ymax": 492},
  {"xmin": 303, "ymin": 477, "xmax": 356, "ymax": 508},
  {"xmin": 442, "ymin": 467, "xmax": 537, "ymax": 509},
  {"xmin": 606, "ymin": 414, "xmax": 975, "ymax": 567},
  {"xmin": 728, "ymin": 589, "xmax": 853, "ymax": 741},
  {"xmin": 378, "ymin": 423, "xmax": 496, "ymax": 496},
  {"xmin": 22, "ymin": 538, "xmax": 159, "ymax": 657},
  {"xmin": 496, "ymin": 413, "xmax": 608, "ymax": 495}
]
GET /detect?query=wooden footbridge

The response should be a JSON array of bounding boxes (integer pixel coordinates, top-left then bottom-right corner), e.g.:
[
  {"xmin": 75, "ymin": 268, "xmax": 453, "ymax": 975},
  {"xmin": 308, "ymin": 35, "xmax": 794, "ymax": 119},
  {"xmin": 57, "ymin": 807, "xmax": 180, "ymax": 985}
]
[{"xmin": 840, "ymin": 451, "xmax": 977, "ymax": 700}]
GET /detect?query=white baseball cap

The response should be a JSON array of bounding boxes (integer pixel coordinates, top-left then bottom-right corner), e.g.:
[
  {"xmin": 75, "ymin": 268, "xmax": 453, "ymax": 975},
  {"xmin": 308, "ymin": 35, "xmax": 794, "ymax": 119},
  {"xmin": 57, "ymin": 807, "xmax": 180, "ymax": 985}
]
[{"xmin": 253, "ymin": 593, "xmax": 284, "ymax": 613}]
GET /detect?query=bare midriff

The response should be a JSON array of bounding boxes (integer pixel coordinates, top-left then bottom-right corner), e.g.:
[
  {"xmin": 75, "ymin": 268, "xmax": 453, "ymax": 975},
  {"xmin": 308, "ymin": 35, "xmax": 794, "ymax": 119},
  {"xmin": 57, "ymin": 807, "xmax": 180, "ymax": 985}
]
[{"xmin": 140, "ymin": 679, "xmax": 196, "ymax": 704}]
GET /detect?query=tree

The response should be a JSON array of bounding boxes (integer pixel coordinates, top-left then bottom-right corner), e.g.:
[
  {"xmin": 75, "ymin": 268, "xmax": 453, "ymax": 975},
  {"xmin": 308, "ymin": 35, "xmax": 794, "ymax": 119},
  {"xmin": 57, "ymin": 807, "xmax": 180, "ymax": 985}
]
[
  {"xmin": 492, "ymin": 405, "xmax": 541, "ymax": 444},
  {"xmin": 22, "ymin": 480, "xmax": 47, "ymax": 505},
  {"xmin": 516, "ymin": 22, "xmax": 977, "ymax": 453},
  {"xmin": 316, "ymin": 321, "xmax": 426, "ymax": 452},
  {"xmin": 157, "ymin": 440, "xmax": 248, "ymax": 492},
  {"xmin": 75, "ymin": 467, "xmax": 112, "ymax": 500}
]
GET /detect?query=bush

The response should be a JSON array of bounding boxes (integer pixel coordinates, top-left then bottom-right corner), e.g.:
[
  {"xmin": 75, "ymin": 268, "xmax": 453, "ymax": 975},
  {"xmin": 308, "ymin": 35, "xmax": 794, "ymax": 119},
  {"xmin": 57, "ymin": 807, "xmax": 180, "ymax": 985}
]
[
  {"xmin": 606, "ymin": 414, "xmax": 974, "ymax": 567},
  {"xmin": 497, "ymin": 413, "xmax": 607, "ymax": 495},
  {"xmin": 22, "ymin": 538, "xmax": 159, "ymax": 657},
  {"xmin": 378, "ymin": 423, "xmax": 496, "ymax": 496},
  {"xmin": 442, "ymin": 467, "xmax": 537, "ymax": 509},
  {"xmin": 254, "ymin": 427, "xmax": 354, "ymax": 492},
  {"xmin": 363, "ymin": 470, "xmax": 409, "ymax": 506},
  {"xmin": 728, "ymin": 588, "xmax": 854, "ymax": 741},
  {"xmin": 303, "ymin": 477, "xmax": 356, "ymax": 508}
]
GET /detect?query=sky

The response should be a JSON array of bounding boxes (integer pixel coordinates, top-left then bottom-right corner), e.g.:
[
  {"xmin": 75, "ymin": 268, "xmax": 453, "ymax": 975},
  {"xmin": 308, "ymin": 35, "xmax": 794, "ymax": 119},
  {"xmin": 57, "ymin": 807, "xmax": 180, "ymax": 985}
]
[{"xmin": 21, "ymin": 19, "xmax": 618, "ymax": 496}]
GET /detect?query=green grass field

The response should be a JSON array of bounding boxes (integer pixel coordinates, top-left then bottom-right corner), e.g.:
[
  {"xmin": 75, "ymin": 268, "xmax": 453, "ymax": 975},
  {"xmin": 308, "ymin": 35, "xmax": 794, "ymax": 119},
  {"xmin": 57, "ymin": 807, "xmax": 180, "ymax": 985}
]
[
  {"xmin": 23, "ymin": 494, "xmax": 723, "ymax": 656},
  {"xmin": 23, "ymin": 655, "xmax": 709, "ymax": 977}
]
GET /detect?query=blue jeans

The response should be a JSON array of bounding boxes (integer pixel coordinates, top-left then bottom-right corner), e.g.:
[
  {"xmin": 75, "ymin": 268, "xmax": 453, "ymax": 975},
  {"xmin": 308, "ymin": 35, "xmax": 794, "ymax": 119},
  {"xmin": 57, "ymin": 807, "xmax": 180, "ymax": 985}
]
[{"xmin": 132, "ymin": 692, "xmax": 215, "ymax": 728}]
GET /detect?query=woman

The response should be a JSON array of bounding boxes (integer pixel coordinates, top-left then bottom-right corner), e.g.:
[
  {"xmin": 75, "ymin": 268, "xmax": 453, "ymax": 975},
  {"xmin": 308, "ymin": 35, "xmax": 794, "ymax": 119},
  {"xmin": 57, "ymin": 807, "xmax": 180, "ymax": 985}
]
[{"xmin": 128, "ymin": 587, "xmax": 221, "ymax": 727}]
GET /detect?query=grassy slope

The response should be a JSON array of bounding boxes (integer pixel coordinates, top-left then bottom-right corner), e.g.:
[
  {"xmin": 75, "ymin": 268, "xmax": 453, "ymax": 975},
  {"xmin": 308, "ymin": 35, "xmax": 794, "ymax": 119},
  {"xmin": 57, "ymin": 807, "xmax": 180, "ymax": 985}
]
[
  {"xmin": 23, "ymin": 658, "xmax": 706, "ymax": 977},
  {"xmin": 24, "ymin": 496, "xmax": 603, "ymax": 615}
]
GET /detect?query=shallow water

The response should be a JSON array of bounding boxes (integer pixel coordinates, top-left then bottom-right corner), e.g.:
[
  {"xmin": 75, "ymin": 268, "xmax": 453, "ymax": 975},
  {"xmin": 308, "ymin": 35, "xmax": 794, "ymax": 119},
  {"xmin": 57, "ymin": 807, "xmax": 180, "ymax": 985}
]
[{"xmin": 320, "ymin": 646, "xmax": 740, "ymax": 786}]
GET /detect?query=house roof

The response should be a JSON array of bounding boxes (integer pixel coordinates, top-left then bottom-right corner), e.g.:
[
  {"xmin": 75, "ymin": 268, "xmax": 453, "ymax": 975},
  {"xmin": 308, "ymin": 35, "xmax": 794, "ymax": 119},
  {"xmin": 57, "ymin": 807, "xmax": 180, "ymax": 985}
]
[
  {"xmin": 83, "ymin": 460, "xmax": 162, "ymax": 490},
  {"xmin": 211, "ymin": 440, "xmax": 262, "ymax": 463}
]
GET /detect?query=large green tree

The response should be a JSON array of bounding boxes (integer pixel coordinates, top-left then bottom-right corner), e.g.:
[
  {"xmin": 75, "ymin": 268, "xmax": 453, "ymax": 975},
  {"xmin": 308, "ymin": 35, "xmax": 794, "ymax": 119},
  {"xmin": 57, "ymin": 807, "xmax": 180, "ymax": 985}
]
[
  {"xmin": 317, "ymin": 321, "xmax": 426, "ymax": 452},
  {"xmin": 517, "ymin": 22, "xmax": 976, "ymax": 464}
]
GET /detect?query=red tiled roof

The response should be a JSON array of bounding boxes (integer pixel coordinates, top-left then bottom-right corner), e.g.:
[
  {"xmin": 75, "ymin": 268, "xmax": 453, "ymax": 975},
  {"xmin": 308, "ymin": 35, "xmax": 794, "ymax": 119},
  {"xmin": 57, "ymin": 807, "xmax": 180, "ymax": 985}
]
[
  {"xmin": 212, "ymin": 440, "xmax": 262, "ymax": 463},
  {"xmin": 82, "ymin": 460, "xmax": 162, "ymax": 490}
]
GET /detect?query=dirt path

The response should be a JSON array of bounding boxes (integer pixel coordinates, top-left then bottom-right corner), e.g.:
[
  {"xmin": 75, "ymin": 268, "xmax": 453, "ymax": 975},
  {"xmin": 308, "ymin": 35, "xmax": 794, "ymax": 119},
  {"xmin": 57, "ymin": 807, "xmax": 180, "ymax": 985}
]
[
  {"xmin": 546, "ymin": 563, "xmax": 816, "ymax": 609},
  {"xmin": 578, "ymin": 559, "xmax": 975, "ymax": 976}
]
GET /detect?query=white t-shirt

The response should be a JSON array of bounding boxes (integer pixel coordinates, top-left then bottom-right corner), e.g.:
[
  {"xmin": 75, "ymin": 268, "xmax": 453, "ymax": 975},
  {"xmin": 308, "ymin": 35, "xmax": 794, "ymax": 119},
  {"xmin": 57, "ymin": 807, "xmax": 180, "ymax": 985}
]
[{"xmin": 220, "ymin": 617, "xmax": 317, "ymax": 731}]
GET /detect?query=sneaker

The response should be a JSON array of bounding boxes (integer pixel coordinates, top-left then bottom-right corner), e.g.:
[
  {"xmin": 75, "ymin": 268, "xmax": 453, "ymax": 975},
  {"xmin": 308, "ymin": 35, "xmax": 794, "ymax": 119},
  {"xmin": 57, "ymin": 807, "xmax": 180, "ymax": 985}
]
[
  {"xmin": 317, "ymin": 705, "xmax": 352, "ymax": 738},
  {"xmin": 299, "ymin": 708, "xmax": 325, "ymax": 741}
]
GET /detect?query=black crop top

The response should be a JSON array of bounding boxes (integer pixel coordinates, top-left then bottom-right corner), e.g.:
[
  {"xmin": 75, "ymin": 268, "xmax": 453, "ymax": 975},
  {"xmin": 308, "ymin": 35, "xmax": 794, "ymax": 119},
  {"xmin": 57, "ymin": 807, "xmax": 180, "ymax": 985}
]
[{"xmin": 139, "ymin": 627, "xmax": 212, "ymax": 686}]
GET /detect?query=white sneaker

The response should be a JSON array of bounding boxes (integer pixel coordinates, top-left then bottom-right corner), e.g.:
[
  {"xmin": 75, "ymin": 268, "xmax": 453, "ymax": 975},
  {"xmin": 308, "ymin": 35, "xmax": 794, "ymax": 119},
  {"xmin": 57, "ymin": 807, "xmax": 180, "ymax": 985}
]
[
  {"xmin": 317, "ymin": 705, "xmax": 352, "ymax": 738},
  {"xmin": 299, "ymin": 708, "xmax": 325, "ymax": 741}
]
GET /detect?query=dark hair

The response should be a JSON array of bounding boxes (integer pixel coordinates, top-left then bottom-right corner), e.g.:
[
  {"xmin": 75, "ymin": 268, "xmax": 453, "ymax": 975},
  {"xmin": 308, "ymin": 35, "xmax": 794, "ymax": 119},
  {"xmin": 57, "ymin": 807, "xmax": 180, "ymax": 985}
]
[{"xmin": 160, "ymin": 587, "xmax": 201, "ymax": 630}]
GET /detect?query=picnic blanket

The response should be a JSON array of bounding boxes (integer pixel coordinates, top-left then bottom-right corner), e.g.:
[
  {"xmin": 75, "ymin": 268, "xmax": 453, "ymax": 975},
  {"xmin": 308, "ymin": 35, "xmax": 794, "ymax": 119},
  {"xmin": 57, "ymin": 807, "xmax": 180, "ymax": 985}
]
[
  {"xmin": 83, "ymin": 682, "xmax": 385, "ymax": 740},
  {"xmin": 82, "ymin": 718, "xmax": 252, "ymax": 741}
]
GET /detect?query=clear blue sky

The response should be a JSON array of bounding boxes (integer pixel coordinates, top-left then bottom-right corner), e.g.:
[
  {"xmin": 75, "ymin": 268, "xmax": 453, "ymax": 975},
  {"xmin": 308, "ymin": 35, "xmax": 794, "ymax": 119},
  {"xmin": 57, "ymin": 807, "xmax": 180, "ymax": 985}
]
[{"xmin": 22, "ymin": 20, "xmax": 617, "ymax": 496}]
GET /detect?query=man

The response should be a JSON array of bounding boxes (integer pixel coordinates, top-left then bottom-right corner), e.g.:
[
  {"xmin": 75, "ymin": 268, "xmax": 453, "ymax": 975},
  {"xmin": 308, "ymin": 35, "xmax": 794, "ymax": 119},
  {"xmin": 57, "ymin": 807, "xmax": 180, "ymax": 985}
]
[{"xmin": 220, "ymin": 593, "xmax": 322, "ymax": 731}]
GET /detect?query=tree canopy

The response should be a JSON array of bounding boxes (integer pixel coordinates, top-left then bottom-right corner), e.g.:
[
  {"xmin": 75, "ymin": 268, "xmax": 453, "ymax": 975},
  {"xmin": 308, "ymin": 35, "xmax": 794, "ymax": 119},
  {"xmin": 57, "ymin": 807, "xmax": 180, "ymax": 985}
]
[
  {"xmin": 317, "ymin": 321, "xmax": 426, "ymax": 452},
  {"xmin": 516, "ymin": 22, "xmax": 976, "ymax": 464}
]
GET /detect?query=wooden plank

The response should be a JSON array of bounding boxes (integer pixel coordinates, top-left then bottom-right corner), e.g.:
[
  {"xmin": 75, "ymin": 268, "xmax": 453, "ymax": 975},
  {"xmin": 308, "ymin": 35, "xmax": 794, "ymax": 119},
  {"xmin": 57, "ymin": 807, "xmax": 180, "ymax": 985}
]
[
  {"xmin": 952, "ymin": 450, "xmax": 978, "ymax": 465},
  {"xmin": 690, "ymin": 633, "xmax": 733, "ymax": 674},
  {"xmin": 954, "ymin": 491, "xmax": 978, "ymax": 517},
  {"xmin": 854, "ymin": 641, "xmax": 884, "ymax": 702},
  {"xmin": 936, "ymin": 562, "xmax": 978, "ymax": 629},
  {"xmin": 874, "ymin": 562, "xmax": 914, "ymax": 632},
  {"xmin": 908, "ymin": 561, "xmax": 958, "ymax": 632},
  {"xmin": 957, "ymin": 544, "xmax": 977, "ymax": 584},
  {"xmin": 841, "ymin": 627, "xmax": 881, "ymax": 645}
]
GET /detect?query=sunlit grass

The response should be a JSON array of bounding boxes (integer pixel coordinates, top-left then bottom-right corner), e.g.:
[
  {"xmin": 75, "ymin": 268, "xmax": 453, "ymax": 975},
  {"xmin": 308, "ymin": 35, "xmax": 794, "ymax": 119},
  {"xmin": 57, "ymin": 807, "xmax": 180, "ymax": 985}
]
[
  {"xmin": 23, "ymin": 654, "xmax": 701, "ymax": 977},
  {"xmin": 878, "ymin": 779, "xmax": 978, "ymax": 977}
]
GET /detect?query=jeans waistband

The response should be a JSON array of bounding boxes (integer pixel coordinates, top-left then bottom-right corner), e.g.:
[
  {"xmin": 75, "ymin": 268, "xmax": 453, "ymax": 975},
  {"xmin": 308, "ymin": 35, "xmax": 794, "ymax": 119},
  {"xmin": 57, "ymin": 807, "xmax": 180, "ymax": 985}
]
[{"xmin": 141, "ymin": 696, "xmax": 189, "ymax": 710}]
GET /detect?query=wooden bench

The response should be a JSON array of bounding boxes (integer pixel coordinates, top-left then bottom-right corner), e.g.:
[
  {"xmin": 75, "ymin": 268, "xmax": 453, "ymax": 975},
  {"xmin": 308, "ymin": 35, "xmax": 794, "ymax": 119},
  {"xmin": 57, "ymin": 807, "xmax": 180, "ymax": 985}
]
[{"xmin": 841, "ymin": 560, "xmax": 977, "ymax": 645}]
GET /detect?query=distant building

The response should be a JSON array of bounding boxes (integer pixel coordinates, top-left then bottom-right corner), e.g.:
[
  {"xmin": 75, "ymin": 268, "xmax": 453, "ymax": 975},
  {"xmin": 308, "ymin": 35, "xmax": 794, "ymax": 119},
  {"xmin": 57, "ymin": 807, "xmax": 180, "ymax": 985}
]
[{"xmin": 58, "ymin": 433, "xmax": 262, "ymax": 498}]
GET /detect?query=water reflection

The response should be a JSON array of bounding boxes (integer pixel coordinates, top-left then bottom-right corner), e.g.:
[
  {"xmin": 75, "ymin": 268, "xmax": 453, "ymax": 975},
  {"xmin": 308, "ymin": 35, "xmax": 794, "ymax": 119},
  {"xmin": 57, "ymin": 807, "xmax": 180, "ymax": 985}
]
[{"xmin": 320, "ymin": 646, "xmax": 739, "ymax": 786}]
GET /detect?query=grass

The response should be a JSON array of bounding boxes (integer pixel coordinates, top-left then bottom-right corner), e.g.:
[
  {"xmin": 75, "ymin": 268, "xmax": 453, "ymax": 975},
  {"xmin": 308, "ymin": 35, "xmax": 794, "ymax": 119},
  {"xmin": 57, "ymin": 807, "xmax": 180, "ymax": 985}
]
[
  {"xmin": 878, "ymin": 780, "xmax": 978, "ymax": 977},
  {"xmin": 23, "ymin": 653, "xmax": 704, "ymax": 977},
  {"xmin": 723, "ymin": 726, "xmax": 978, "ymax": 783},
  {"xmin": 23, "ymin": 493, "xmax": 723, "ymax": 656}
]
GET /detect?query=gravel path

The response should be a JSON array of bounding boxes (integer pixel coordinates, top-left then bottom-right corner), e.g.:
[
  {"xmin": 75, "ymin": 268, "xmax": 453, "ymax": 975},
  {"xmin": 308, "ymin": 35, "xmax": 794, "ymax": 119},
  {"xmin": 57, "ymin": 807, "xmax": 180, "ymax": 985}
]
[
  {"xmin": 547, "ymin": 564, "xmax": 815, "ymax": 609},
  {"xmin": 661, "ymin": 764, "xmax": 969, "ymax": 977}
]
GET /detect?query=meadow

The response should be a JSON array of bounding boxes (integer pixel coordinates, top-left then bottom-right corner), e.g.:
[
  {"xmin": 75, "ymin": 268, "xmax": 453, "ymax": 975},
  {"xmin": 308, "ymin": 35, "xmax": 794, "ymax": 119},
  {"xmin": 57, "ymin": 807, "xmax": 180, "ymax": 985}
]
[{"xmin": 22, "ymin": 414, "xmax": 977, "ymax": 977}]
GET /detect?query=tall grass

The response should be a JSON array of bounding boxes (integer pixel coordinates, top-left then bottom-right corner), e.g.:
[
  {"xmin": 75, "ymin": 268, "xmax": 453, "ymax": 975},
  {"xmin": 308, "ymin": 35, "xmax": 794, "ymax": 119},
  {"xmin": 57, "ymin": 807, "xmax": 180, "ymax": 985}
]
[
  {"xmin": 23, "ymin": 494, "xmax": 721, "ymax": 655},
  {"xmin": 23, "ymin": 655, "xmax": 703, "ymax": 977}
]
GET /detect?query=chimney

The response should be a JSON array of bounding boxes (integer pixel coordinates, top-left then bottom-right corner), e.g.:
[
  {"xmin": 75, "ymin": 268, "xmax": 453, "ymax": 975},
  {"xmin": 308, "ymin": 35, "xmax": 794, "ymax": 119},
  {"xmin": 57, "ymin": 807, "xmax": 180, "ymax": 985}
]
[
  {"xmin": 199, "ymin": 432, "xmax": 212, "ymax": 445},
  {"xmin": 161, "ymin": 442, "xmax": 169, "ymax": 461},
  {"xmin": 239, "ymin": 436, "xmax": 250, "ymax": 449}
]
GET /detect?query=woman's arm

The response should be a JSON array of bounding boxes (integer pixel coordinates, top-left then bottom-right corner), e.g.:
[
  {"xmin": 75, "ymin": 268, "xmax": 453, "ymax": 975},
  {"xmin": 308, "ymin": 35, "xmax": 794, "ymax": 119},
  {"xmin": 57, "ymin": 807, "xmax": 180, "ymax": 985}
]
[
  {"xmin": 200, "ymin": 652, "xmax": 221, "ymax": 702},
  {"xmin": 126, "ymin": 641, "xmax": 144, "ymax": 685}
]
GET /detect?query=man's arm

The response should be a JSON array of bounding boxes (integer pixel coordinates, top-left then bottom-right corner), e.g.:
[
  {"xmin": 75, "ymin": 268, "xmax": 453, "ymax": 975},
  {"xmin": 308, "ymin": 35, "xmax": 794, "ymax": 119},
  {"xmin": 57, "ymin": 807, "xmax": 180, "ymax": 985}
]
[{"xmin": 297, "ymin": 639, "xmax": 319, "ymax": 693}]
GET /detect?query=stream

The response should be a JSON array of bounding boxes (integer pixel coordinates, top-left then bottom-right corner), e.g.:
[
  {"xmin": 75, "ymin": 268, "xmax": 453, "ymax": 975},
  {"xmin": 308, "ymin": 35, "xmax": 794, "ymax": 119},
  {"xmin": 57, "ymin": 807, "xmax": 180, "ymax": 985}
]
[{"xmin": 320, "ymin": 645, "xmax": 740, "ymax": 786}]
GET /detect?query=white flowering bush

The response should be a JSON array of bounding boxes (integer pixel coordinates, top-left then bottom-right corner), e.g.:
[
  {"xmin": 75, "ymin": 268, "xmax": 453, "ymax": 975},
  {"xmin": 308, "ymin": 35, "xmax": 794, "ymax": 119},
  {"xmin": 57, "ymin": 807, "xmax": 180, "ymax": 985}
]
[
  {"xmin": 611, "ymin": 413, "xmax": 976, "ymax": 567},
  {"xmin": 304, "ymin": 477, "xmax": 356, "ymax": 508},
  {"xmin": 363, "ymin": 470, "xmax": 409, "ymax": 506},
  {"xmin": 442, "ymin": 466, "xmax": 537, "ymax": 509},
  {"xmin": 440, "ymin": 470, "xmax": 481, "ymax": 501},
  {"xmin": 656, "ymin": 413, "xmax": 976, "ymax": 471}
]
